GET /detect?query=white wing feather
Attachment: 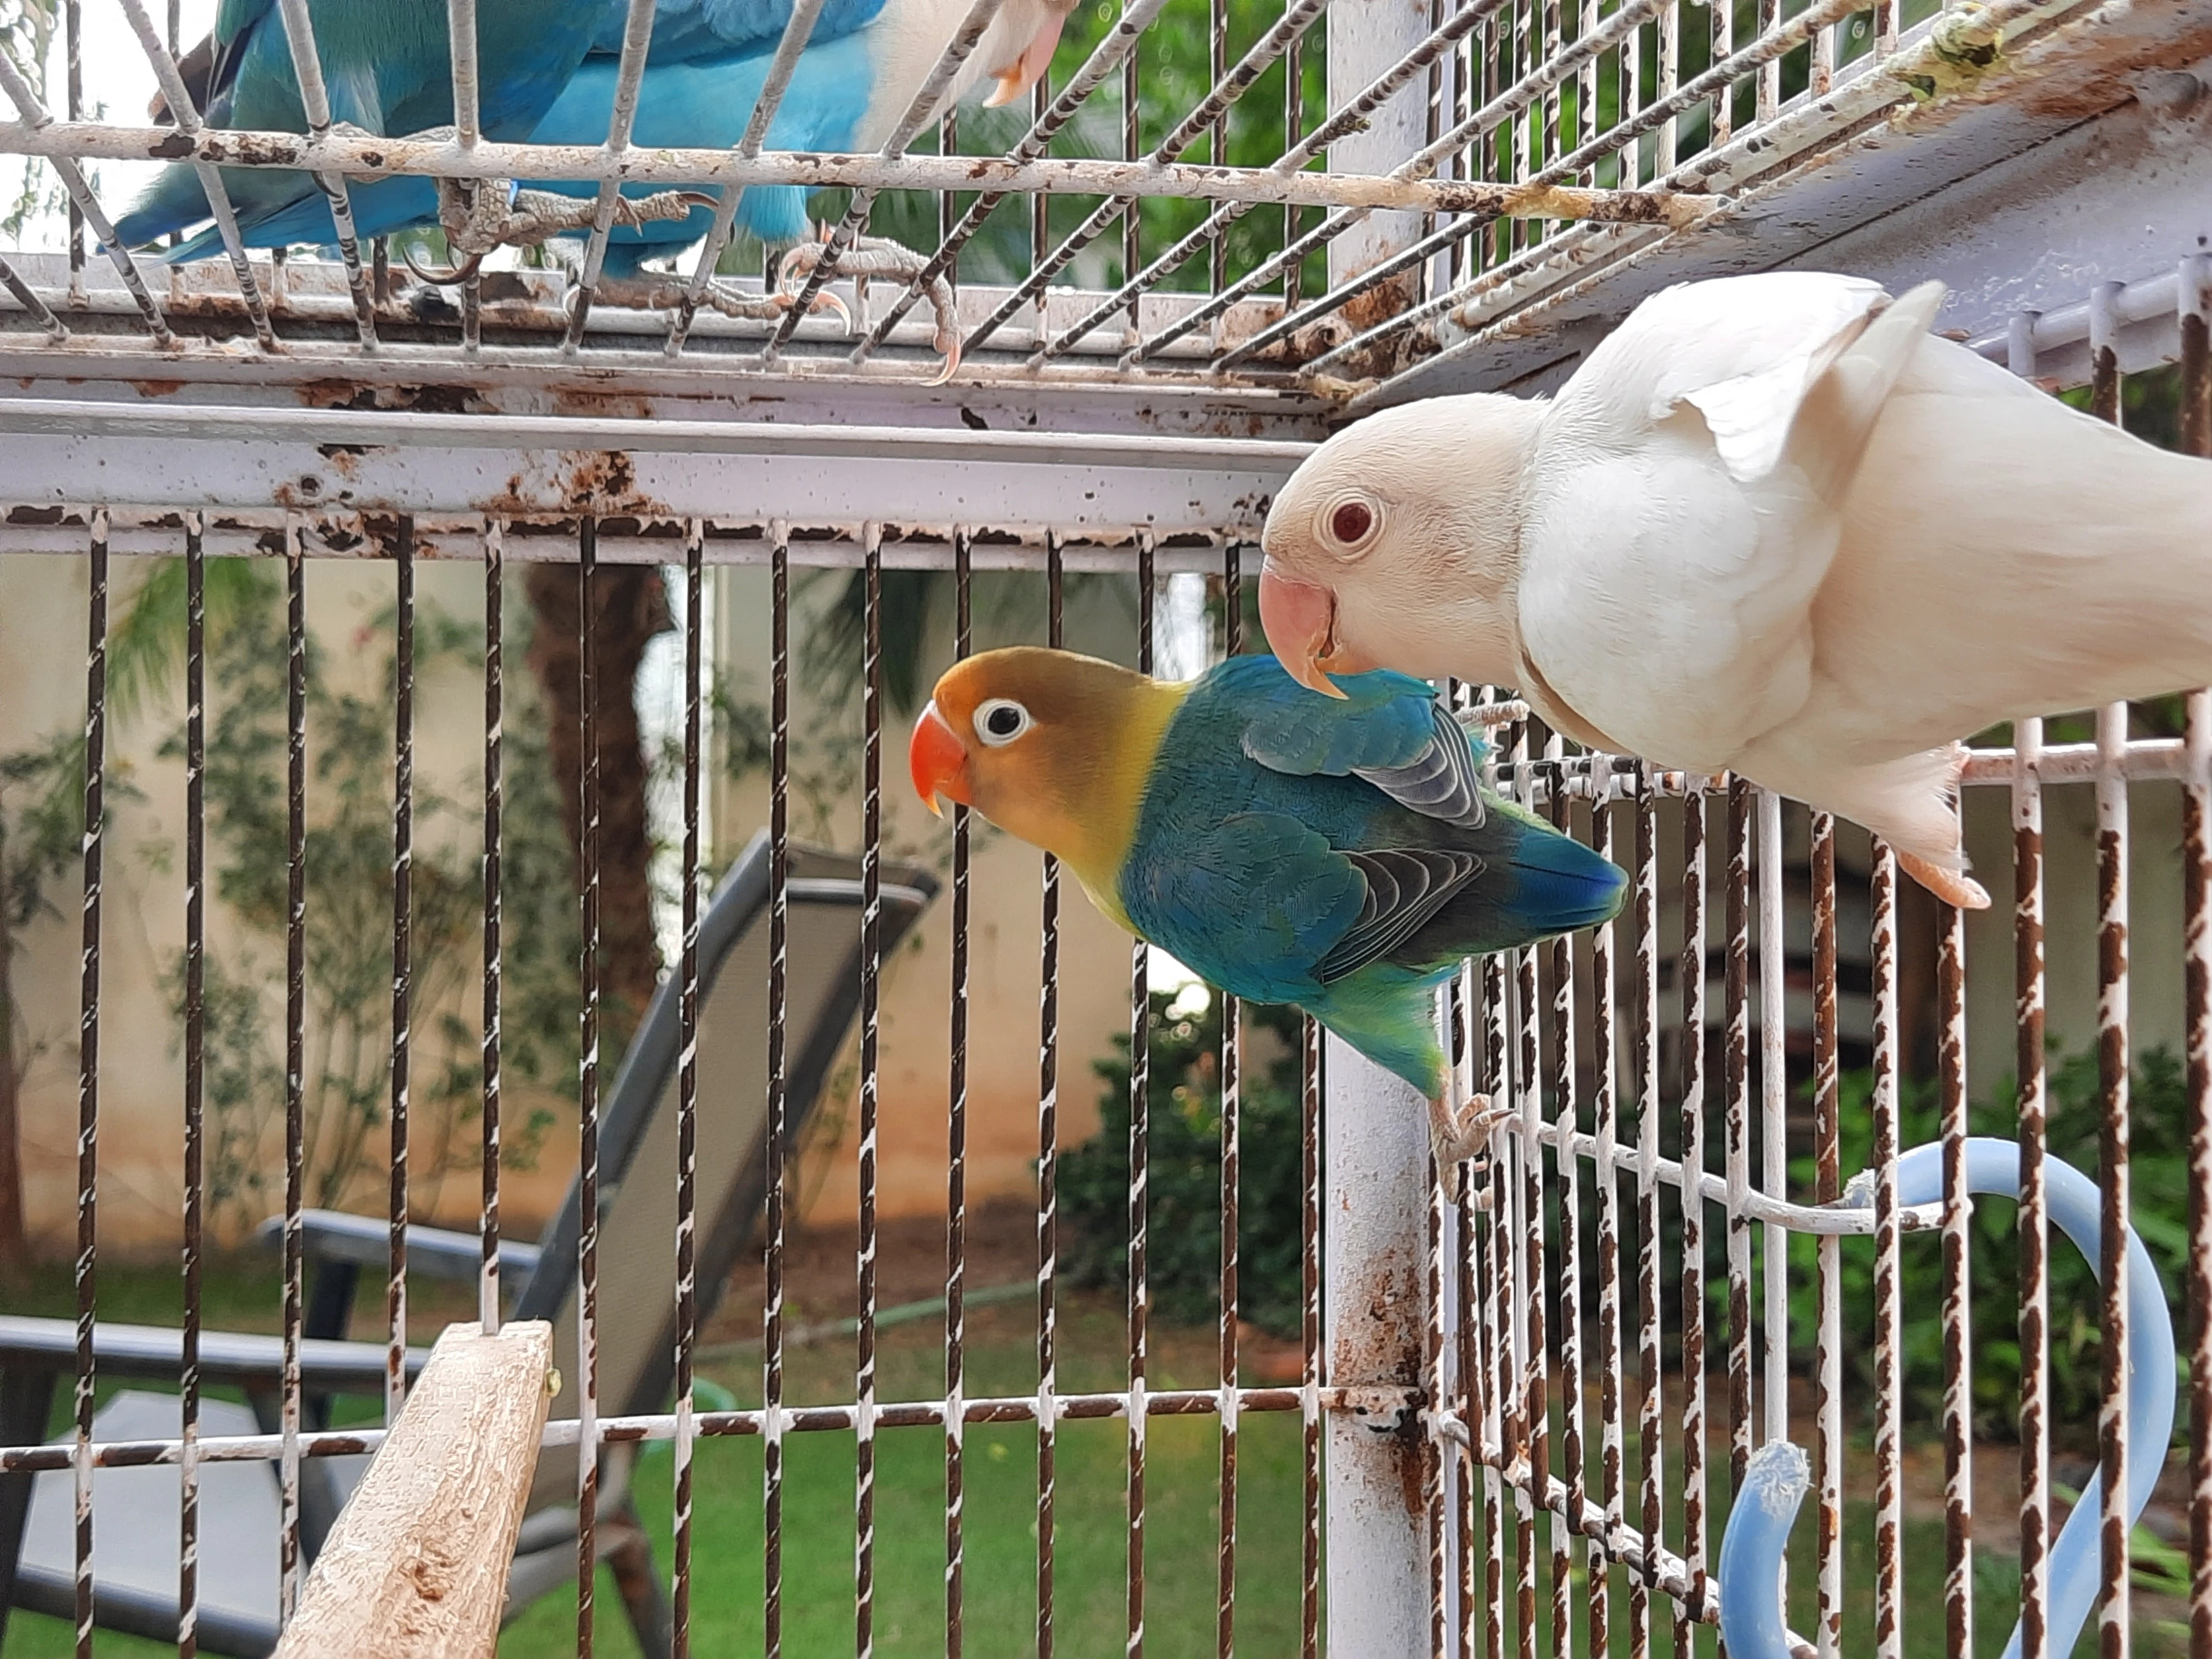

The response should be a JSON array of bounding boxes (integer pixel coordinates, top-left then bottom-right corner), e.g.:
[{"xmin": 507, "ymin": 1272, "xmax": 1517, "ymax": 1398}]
[{"xmin": 1514, "ymin": 273, "xmax": 1936, "ymax": 768}]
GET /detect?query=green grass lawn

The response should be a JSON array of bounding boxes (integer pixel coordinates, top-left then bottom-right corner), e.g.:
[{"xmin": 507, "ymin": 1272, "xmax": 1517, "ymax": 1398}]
[{"xmin": 0, "ymin": 1258, "xmax": 2180, "ymax": 1658}]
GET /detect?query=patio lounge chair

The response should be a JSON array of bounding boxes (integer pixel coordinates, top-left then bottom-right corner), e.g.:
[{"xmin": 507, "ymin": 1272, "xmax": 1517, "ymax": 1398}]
[{"xmin": 0, "ymin": 834, "xmax": 935, "ymax": 1658}]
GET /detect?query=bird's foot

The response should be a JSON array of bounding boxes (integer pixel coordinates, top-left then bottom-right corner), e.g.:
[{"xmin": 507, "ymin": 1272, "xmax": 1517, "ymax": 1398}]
[
  {"xmin": 405, "ymin": 180, "xmax": 721, "ymax": 283},
  {"xmin": 1430, "ymin": 1091, "xmax": 1512, "ymax": 1202},
  {"xmin": 587, "ymin": 274, "xmax": 851, "ymax": 329},
  {"xmin": 1895, "ymin": 852, "xmax": 1990, "ymax": 911},
  {"xmin": 1454, "ymin": 698, "xmax": 1530, "ymax": 731},
  {"xmin": 778, "ymin": 232, "xmax": 961, "ymax": 385}
]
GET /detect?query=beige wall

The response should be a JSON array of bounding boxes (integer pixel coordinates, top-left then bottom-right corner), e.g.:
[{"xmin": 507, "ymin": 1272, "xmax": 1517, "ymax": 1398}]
[
  {"xmin": 0, "ymin": 548, "xmax": 1142, "ymax": 1260},
  {"xmin": 2, "ymin": 552, "xmax": 575, "ymax": 1257}
]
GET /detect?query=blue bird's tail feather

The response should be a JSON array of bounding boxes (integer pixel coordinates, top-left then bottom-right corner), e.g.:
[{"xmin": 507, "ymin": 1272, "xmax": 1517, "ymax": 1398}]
[
  {"xmin": 111, "ymin": 167, "xmax": 218, "ymax": 252},
  {"xmin": 122, "ymin": 177, "xmax": 446, "ymax": 263},
  {"xmin": 1496, "ymin": 809, "xmax": 1628, "ymax": 935}
]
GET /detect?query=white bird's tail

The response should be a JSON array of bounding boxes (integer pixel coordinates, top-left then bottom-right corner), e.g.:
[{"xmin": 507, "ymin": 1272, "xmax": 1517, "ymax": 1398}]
[
  {"xmin": 1746, "ymin": 740, "xmax": 1990, "ymax": 907},
  {"xmin": 1824, "ymin": 337, "xmax": 2212, "ymax": 754}
]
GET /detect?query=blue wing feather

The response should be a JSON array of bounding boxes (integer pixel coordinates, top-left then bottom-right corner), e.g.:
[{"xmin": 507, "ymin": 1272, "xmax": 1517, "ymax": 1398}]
[{"xmin": 1232, "ymin": 656, "xmax": 1443, "ymax": 776}]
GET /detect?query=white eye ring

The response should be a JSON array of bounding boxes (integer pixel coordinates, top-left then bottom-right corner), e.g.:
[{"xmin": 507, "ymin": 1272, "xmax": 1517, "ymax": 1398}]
[
  {"xmin": 973, "ymin": 698, "xmax": 1033, "ymax": 747},
  {"xmin": 1319, "ymin": 491, "xmax": 1382, "ymax": 556}
]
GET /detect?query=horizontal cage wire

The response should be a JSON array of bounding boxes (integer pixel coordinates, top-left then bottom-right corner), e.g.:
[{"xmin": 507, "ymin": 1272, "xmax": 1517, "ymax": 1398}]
[{"xmin": 0, "ymin": 0, "xmax": 2210, "ymax": 1652}]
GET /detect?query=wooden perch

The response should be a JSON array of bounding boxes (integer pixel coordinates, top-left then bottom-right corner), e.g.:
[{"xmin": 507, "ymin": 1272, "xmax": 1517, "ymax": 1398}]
[{"xmin": 272, "ymin": 1320, "xmax": 555, "ymax": 1659}]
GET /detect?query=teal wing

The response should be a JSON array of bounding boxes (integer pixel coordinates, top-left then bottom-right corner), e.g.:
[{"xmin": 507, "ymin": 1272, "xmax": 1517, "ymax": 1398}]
[
  {"xmin": 1121, "ymin": 812, "xmax": 1490, "ymax": 1000},
  {"xmin": 1231, "ymin": 656, "xmax": 1490, "ymax": 827},
  {"xmin": 1400, "ymin": 792, "xmax": 1628, "ymax": 962}
]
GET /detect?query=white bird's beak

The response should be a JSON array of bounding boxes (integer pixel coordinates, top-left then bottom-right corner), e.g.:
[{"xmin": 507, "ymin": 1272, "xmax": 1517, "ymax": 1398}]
[
  {"xmin": 984, "ymin": 9, "xmax": 1067, "ymax": 106},
  {"xmin": 1259, "ymin": 556, "xmax": 1350, "ymax": 698}
]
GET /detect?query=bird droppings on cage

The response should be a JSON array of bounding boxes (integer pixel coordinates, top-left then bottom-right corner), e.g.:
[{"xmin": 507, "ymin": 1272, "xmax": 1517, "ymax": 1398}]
[
  {"xmin": 300, "ymin": 380, "xmax": 489, "ymax": 418},
  {"xmin": 1954, "ymin": 4, "xmax": 2212, "ymax": 124}
]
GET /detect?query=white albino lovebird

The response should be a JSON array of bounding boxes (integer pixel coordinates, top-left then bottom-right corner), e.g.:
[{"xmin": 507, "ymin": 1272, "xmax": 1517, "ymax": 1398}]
[{"xmin": 1257, "ymin": 272, "xmax": 2212, "ymax": 909}]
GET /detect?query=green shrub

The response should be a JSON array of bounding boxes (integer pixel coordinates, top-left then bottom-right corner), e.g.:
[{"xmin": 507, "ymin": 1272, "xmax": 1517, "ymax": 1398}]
[{"xmin": 1062, "ymin": 990, "xmax": 1309, "ymax": 1341}]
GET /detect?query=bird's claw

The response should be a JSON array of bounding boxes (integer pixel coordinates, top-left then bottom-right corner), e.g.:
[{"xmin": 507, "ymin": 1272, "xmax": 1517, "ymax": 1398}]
[
  {"xmin": 585, "ymin": 275, "xmax": 852, "ymax": 329},
  {"xmin": 1895, "ymin": 852, "xmax": 1991, "ymax": 911},
  {"xmin": 399, "ymin": 242, "xmax": 484, "ymax": 287},
  {"xmin": 776, "ymin": 234, "xmax": 963, "ymax": 384},
  {"xmin": 420, "ymin": 179, "xmax": 717, "ymax": 271},
  {"xmin": 1430, "ymin": 1092, "xmax": 1511, "ymax": 1202}
]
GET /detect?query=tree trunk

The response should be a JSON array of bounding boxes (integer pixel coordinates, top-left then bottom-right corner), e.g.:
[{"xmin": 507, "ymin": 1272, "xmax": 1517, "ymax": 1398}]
[
  {"xmin": 0, "ymin": 828, "xmax": 28, "ymax": 1274},
  {"xmin": 524, "ymin": 562, "xmax": 671, "ymax": 1051}
]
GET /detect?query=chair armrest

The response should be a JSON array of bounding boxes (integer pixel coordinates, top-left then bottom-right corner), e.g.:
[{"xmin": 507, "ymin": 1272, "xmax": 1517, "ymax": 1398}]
[
  {"xmin": 0, "ymin": 1315, "xmax": 429, "ymax": 1391},
  {"xmin": 255, "ymin": 1209, "xmax": 542, "ymax": 1286}
]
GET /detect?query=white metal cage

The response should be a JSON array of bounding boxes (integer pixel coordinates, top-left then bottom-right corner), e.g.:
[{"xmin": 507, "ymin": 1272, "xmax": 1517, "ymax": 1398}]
[{"xmin": 1, "ymin": 0, "xmax": 2209, "ymax": 1655}]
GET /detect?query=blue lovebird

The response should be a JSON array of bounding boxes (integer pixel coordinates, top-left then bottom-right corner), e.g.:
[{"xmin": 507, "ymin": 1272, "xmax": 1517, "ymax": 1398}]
[
  {"xmin": 131, "ymin": 0, "xmax": 1074, "ymax": 373},
  {"xmin": 112, "ymin": 0, "xmax": 607, "ymax": 257},
  {"xmin": 910, "ymin": 647, "xmax": 1629, "ymax": 1192}
]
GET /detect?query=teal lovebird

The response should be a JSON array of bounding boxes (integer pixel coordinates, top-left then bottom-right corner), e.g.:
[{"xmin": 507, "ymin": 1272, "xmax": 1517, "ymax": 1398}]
[
  {"xmin": 909, "ymin": 647, "xmax": 1627, "ymax": 1187},
  {"xmin": 129, "ymin": 0, "xmax": 1074, "ymax": 377}
]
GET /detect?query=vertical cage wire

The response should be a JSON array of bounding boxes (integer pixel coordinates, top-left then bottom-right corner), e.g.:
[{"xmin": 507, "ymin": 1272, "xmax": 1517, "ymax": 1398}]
[
  {"xmin": 1941, "ymin": 849, "xmax": 1974, "ymax": 1659},
  {"xmin": 1677, "ymin": 786, "xmax": 1709, "ymax": 1639},
  {"xmin": 1218, "ymin": 543, "xmax": 1243, "ymax": 1659},
  {"xmin": 1757, "ymin": 789, "xmax": 1787, "ymax": 1455},
  {"xmin": 1592, "ymin": 792, "xmax": 1626, "ymax": 1659},
  {"xmin": 1299, "ymin": 1011, "xmax": 1322, "ymax": 1659},
  {"xmin": 1543, "ymin": 744, "xmax": 1582, "ymax": 1659},
  {"xmin": 280, "ymin": 518, "xmax": 308, "ymax": 1624},
  {"xmin": 1126, "ymin": 531, "xmax": 1155, "ymax": 1659},
  {"xmin": 482, "ymin": 521, "xmax": 505, "ymax": 1337},
  {"xmin": 177, "ymin": 510, "xmax": 205, "ymax": 1659},
  {"xmin": 61, "ymin": 0, "xmax": 81, "ymax": 299},
  {"xmin": 2090, "ymin": 284, "xmax": 2136, "ymax": 1659},
  {"xmin": 1427, "ymin": 1057, "xmax": 1449, "ymax": 1659},
  {"xmin": 2010, "ymin": 307, "xmax": 2053, "ymax": 1659},
  {"xmin": 1037, "ymin": 530, "xmax": 1065, "ymax": 1659},
  {"xmin": 387, "ymin": 518, "xmax": 415, "ymax": 1422},
  {"xmin": 856, "ymin": 521, "xmax": 885, "ymax": 1659},
  {"xmin": 576, "ymin": 519, "xmax": 603, "ymax": 1659},
  {"xmin": 945, "ymin": 525, "xmax": 973, "ymax": 1659},
  {"xmin": 2182, "ymin": 253, "xmax": 2212, "ymax": 1659},
  {"xmin": 1723, "ymin": 776, "xmax": 1753, "ymax": 1487},
  {"xmin": 672, "ymin": 519, "xmax": 704, "ymax": 1659},
  {"xmin": 72, "ymin": 507, "xmax": 105, "ymax": 1659},
  {"xmin": 1512, "ymin": 712, "xmax": 1539, "ymax": 1659},
  {"xmin": 1872, "ymin": 843, "xmax": 1904, "ymax": 1659},
  {"xmin": 1631, "ymin": 768, "xmax": 1662, "ymax": 1659},
  {"xmin": 1812, "ymin": 810, "xmax": 1844, "ymax": 1659},
  {"xmin": 765, "ymin": 522, "xmax": 792, "ymax": 1659}
]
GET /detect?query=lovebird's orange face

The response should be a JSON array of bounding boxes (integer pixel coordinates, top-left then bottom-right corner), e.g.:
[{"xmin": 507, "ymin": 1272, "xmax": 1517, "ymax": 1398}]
[{"xmin": 908, "ymin": 647, "xmax": 1185, "ymax": 907}]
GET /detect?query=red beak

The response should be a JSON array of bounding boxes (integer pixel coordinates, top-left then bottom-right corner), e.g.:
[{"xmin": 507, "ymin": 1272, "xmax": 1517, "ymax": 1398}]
[
  {"xmin": 909, "ymin": 700, "xmax": 972, "ymax": 816},
  {"xmin": 1258, "ymin": 557, "xmax": 1348, "ymax": 698}
]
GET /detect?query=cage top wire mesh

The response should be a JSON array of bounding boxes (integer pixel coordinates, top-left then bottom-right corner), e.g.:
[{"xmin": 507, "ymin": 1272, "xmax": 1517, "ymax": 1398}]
[{"xmin": 0, "ymin": 0, "xmax": 2203, "ymax": 522}]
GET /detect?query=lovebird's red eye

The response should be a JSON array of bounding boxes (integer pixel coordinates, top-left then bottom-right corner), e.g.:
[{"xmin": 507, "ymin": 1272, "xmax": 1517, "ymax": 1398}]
[{"xmin": 1330, "ymin": 499, "xmax": 1373, "ymax": 546}]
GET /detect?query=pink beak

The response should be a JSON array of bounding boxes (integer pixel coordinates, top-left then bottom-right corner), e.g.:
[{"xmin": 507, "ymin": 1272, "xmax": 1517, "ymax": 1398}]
[
  {"xmin": 1258, "ymin": 557, "xmax": 1348, "ymax": 698},
  {"xmin": 984, "ymin": 9, "xmax": 1067, "ymax": 106}
]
